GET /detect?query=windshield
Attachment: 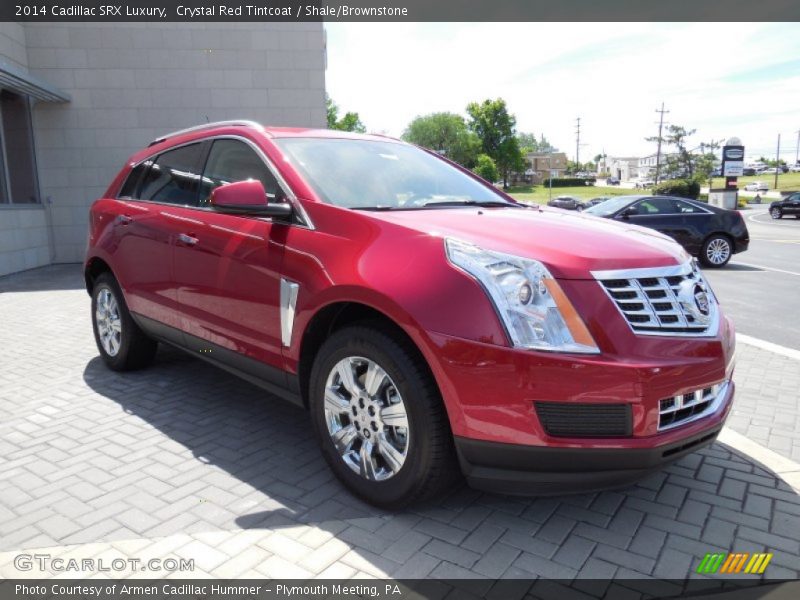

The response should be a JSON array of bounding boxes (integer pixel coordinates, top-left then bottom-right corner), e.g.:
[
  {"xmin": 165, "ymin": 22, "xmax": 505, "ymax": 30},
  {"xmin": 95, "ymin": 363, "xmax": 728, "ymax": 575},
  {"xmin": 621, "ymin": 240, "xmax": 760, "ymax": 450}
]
[
  {"xmin": 274, "ymin": 138, "xmax": 517, "ymax": 210},
  {"xmin": 584, "ymin": 195, "xmax": 639, "ymax": 217}
]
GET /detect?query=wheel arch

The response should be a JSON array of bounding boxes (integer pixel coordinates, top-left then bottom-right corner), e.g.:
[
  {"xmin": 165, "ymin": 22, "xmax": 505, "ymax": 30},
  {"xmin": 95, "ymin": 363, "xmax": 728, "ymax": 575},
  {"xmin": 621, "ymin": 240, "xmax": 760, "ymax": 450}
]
[
  {"xmin": 297, "ymin": 301, "xmax": 443, "ymax": 414},
  {"xmin": 84, "ymin": 256, "xmax": 113, "ymax": 295}
]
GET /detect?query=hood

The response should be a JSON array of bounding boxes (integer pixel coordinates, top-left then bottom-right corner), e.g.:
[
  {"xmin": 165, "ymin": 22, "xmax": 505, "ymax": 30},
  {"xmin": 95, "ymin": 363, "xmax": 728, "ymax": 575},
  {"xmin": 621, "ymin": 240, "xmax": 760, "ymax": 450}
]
[{"xmin": 367, "ymin": 206, "xmax": 690, "ymax": 280}]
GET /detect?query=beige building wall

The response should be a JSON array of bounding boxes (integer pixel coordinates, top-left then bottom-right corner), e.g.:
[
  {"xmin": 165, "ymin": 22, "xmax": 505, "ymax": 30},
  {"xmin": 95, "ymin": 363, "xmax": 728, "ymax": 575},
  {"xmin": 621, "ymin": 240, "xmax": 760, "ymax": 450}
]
[
  {"xmin": 0, "ymin": 22, "xmax": 326, "ymax": 273},
  {"xmin": 0, "ymin": 22, "xmax": 52, "ymax": 276}
]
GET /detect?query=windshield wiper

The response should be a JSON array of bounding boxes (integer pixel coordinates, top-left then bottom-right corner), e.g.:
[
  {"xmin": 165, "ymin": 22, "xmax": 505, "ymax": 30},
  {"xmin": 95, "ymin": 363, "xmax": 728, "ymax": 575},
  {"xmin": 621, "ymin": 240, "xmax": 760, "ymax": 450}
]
[
  {"xmin": 350, "ymin": 206, "xmax": 397, "ymax": 211},
  {"xmin": 421, "ymin": 200, "xmax": 517, "ymax": 208}
]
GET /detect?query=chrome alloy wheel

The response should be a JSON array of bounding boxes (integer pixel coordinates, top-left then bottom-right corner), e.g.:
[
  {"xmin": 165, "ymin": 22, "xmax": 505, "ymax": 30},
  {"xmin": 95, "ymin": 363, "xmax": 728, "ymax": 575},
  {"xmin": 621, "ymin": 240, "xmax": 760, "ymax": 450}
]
[
  {"xmin": 705, "ymin": 238, "xmax": 731, "ymax": 266},
  {"xmin": 95, "ymin": 288, "xmax": 122, "ymax": 357},
  {"xmin": 324, "ymin": 356, "xmax": 409, "ymax": 481},
  {"xmin": 771, "ymin": 208, "xmax": 782, "ymax": 219}
]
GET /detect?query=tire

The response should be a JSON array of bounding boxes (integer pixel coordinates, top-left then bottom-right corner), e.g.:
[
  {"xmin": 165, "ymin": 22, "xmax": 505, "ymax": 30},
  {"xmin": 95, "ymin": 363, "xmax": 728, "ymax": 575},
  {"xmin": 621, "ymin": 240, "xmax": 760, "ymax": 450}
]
[
  {"xmin": 771, "ymin": 208, "xmax": 782, "ymax": 219},
  {"xmin": 91, "ymin": 272, "xmax": 157, "ymax": 371},
  {"xmin": 699, "ymin": 234, "xmax": 733, "ymax": 268},
  {"xmin": 309, "ymin": 324, "xmax": 457, "ymax": 508}
]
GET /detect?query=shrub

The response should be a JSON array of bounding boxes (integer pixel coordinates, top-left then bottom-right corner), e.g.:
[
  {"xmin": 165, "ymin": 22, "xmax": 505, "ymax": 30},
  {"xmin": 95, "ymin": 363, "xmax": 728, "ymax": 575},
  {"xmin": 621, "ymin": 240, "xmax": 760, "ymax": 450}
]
[
  {"xmin": 651, "ymin": 178, "xmax": 701, "ymax": 199},
  {"xmin": 473, "ymin": 154, "xmax": 498, "ymax": 183},
  {"xmin": 548, "ymin": 177, "xmax": 596, "ymax": 187}
]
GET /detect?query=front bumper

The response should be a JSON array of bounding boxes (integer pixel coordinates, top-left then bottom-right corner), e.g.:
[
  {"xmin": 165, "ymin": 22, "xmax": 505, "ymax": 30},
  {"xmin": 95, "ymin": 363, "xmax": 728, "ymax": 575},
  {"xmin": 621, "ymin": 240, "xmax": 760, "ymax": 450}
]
[{"xmin": 454, "ymin": 387, "xmax": 730, "ymax": 495}]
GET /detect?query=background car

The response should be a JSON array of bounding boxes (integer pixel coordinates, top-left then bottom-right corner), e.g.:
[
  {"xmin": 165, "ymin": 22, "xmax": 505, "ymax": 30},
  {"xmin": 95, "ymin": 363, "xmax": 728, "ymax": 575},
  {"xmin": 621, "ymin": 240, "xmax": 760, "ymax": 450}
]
[
  {"xmin": 769, "ymin": 192, "xmax": 800, "ymax": 219},
  {"xmin": 547, "ymin": 195, "xmax": 587, "ymax": 211},
  {"xmin": 744, "ymin": 181, "xmax": 769, "ymax": 192},
  {"xmin": 633, "ymin": 178, "xmax": 654, "ymax": 189},
  {"xmin": 605, "ymin": 176, "xmax": 620, "ymax": 185},
  {"xmin": 789, "ymin": 164, "xmax": 800, "ymax": 173},
  {"xmin": 584, "ymin": 195, "xmax": 749, "ymax": 267}
]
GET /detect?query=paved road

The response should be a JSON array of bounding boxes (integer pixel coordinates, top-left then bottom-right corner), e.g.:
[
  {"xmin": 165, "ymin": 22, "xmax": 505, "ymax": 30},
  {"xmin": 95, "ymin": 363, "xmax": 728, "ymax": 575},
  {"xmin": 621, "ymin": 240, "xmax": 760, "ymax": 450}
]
[
  {"xmin": 703, "ymin": 206, "xmax": 800, "ymax": 350},
  {"xmin": 1, "ymin": 265, "xmax": 799, "ymax": 584}
]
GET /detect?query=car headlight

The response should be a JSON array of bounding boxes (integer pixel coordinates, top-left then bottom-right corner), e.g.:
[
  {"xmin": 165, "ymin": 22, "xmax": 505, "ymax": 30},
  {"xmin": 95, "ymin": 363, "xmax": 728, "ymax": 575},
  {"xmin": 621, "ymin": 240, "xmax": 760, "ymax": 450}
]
[{"xmin": 445, "ymin": 238, "xmax": 599, "ymax": 354}]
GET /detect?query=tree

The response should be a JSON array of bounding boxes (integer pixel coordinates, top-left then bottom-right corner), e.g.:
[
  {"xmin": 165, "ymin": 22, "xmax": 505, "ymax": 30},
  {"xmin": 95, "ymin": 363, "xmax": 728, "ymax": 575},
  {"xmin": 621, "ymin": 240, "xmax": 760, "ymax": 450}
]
[
  {"xmin": 326, "ymin": 95, "xmax": 366, "ymax": 133},
  {"xmin": 516, "ymin": 132, "xmax": 557, "ymax": 155},
  {"xmin": 695, "ymin": 139, "xmax": 723, "ymax": 186},
  {"xmin": 466, "ymin": 98, "xmax": 525, "ymax": 189},
  {"xmin": 647, "ymin": 124, "xmax": 696, "ymax": 179},
  {"xmin": 473, "ymin": 154, "xmax": 499, "ymax": 183},
  {"xmin": 402, "ymin": 112, "xmax": 481, "ymax": 168}
]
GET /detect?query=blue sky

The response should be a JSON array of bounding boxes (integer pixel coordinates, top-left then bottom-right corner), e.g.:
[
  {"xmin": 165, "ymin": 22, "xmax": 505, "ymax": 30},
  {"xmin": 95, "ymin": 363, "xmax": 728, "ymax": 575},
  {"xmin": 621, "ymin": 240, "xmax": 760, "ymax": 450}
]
[{"xmin": 325, "ymin": 23, "xmax": 800, "ymax": 162}]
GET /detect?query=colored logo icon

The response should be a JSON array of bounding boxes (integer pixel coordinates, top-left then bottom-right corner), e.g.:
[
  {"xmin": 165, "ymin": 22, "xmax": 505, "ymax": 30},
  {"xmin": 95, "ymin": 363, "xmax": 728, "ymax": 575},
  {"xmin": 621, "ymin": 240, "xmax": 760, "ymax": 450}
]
[{"xmin": 697, "ymin": 552, "xmax": 773, "ymax": 574}]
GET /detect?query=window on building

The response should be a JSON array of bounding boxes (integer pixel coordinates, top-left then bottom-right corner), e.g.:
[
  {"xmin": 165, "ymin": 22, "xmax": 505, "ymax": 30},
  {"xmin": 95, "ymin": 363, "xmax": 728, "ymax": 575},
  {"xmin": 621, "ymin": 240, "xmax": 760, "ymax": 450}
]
[
  {"xmin": 199, "ymin": 139, "xmax": 281, "ymax": 206},
  {"xmin": 0, "ymin": 90, "xmax": 40, "ymax": 204},
  {"xmin": 138, "ymin": 143, "xmax": 205, "ymax": 205}
]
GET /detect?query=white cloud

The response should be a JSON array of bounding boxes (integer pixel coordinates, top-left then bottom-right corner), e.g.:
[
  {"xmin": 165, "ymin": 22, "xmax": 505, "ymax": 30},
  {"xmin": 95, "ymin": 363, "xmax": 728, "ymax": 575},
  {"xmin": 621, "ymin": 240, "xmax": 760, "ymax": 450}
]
[{"xmin": 325, "ymin": 23, "xmax": 800, "ymax": 161}]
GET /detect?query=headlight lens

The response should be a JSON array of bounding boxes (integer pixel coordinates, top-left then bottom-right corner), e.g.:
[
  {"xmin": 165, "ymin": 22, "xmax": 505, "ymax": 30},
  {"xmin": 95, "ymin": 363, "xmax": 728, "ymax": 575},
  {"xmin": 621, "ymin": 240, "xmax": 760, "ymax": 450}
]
[{"xmin": 445, "ymin": 238, "xmax": 599, "ymax": 354}]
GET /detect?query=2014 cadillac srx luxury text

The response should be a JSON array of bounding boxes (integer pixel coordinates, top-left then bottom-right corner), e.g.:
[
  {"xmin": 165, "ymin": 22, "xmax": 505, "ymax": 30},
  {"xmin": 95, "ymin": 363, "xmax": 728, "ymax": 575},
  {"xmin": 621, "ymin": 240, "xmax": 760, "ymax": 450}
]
[{"xmin": 85, "ymin": 121, "xmax": 735, "ymax": 508}]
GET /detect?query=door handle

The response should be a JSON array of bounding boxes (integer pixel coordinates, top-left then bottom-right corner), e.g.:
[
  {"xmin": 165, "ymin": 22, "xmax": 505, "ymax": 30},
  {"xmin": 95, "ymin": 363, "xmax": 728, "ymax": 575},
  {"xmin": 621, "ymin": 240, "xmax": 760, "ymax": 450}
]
[
  {"xmin": 177, "ymin": 233, "xmax": 198, "ymax": 246},
  {"xmin": 116, "ymin": 215, "xmax": 132, "ymax": 225}
]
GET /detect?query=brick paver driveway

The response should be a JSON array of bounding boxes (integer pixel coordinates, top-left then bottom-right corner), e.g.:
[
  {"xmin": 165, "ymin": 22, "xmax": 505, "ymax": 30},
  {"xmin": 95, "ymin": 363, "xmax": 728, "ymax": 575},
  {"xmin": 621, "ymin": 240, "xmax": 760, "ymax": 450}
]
[{"xmin": 1, "ymin": 265, "xmax": 799, "ymax": 583}]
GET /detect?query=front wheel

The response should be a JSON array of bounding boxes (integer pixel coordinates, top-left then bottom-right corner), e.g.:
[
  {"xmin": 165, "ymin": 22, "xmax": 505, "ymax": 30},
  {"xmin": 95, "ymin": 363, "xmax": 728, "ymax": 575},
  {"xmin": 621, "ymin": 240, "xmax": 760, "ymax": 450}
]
[
  {"xmin": 308, "ymin": 324, "xmax": 456, "ymax": 508},
  {"xmin": 771, "ymin": 208, "xmax": 782, "ymax": 219},
  {"xmin": 699, "ymin": 235, "xmax": 733, "ymax": 268}
]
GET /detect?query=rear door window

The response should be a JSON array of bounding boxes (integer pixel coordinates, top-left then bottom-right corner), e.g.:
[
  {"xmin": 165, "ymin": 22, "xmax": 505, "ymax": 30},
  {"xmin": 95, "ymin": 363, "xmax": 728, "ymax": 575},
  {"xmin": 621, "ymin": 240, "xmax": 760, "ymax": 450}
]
[
  {"xmin": 634, "ymin": 198, "xmax": 677, "ymax": 215},
  {"xmin": 138, "ymin": 143, "xmax": 205, "ymax": 206}
]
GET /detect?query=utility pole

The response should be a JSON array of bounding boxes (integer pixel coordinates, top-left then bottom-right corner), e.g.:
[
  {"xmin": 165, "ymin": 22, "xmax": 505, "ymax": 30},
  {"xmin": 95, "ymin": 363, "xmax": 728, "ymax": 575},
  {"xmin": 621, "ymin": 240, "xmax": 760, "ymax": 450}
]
[
  {"xmin": 795, "ymin": 129, "xmax": 799, "ymax": 166},
  {"xmin": 575, "ymin": 117, "xmax": 581, "ymax": 168},
  {"xmin": 654, "ymin": 102, "xmax": 669, "ymax": 184},
  {"xmin": 775, "ymin": 134, "xmax": 781, "ymax": 190}
]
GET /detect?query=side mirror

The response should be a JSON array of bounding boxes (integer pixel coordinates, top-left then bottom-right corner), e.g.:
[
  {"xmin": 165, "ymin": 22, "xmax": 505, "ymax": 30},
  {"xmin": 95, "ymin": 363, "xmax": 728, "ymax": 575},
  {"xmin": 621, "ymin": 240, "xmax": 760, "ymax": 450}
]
[
  {"xmin": 618, "ymin": 206, "xmax": 638, "ymax": 219},
  {"xmin": 210, "ymin": 180, "xmax": 292, "ymax": 218}
]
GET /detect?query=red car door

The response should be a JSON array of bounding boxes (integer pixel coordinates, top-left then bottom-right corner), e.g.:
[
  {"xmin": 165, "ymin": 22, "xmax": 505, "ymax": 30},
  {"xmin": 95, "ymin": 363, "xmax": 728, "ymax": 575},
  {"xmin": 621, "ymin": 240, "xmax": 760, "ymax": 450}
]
[
  {"xmin": 112, "ymin": 142, "xmax": 208, "ymax": 331},
  {"xmin": 171, "ymin": 137, "xmax": 288, "ymax": 377}
]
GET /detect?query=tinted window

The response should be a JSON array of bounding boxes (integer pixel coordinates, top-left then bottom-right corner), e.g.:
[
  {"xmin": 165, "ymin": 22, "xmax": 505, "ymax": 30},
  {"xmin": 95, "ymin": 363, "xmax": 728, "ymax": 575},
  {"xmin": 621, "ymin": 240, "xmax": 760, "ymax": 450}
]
[
  {"xmin": 673, "ymin": 199, "xmax": 706, "ymax": 214},
  {"xmin": 1, "ymin": 90, "xmax": 39, "ymax": 204},
  {"xmin": 634, "ymin": 198, "xmax": 676, "ymax": 215},
  {"xmin": 199, "ymin": 139, "xmax": 280, "ymax": 206},
  {"xmin": 118, "ymin": 163, "xmax": 147, "ymax": 198},
  {"xmin": 138, "ymin": 143, "xmax": 205, "ymax": 205}
]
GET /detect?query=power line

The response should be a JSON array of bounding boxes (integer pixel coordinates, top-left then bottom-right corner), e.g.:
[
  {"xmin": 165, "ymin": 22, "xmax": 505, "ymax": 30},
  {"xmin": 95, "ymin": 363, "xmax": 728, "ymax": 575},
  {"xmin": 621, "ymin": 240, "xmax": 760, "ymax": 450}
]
[{"xmin": 654, "ymin": 102, "xmax": 669, "ymax": 184}]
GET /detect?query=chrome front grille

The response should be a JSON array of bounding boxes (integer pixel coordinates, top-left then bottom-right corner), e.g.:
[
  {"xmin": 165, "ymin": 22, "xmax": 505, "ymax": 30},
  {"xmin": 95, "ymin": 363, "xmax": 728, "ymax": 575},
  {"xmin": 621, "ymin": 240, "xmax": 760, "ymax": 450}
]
[
  {"xmin": 658, "ymin": 381, "xmax": 729, "ymax": 430},
  {"xmin": 593, "ymin": 262, "xmax": 718, "ymax": 336}
]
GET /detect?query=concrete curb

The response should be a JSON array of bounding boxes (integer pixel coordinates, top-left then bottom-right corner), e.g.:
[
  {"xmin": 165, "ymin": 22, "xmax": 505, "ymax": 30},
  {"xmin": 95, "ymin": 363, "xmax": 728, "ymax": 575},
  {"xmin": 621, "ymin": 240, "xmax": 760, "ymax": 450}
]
[{"xmin": 737, "ymin": 333, "xmax": 800, "ymax": 361}]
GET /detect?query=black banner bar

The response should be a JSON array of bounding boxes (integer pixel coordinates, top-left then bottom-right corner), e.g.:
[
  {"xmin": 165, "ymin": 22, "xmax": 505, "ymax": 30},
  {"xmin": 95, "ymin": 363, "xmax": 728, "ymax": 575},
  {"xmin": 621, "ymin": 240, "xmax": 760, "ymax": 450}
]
[
  {"xmin": 3, "ymin": 580, "xmax": 800, "ymax": 600},
  {"xmin": 4, "ymin": 0, "xmax": 800, "ymax": 22}
]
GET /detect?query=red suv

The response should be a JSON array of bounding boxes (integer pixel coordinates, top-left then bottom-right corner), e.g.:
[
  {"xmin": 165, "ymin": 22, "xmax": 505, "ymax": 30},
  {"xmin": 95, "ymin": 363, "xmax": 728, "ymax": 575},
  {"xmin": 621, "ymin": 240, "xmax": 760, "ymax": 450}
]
[{"xmin": 85, "ymin": 121, "xmax": 735, "ymax": 507}]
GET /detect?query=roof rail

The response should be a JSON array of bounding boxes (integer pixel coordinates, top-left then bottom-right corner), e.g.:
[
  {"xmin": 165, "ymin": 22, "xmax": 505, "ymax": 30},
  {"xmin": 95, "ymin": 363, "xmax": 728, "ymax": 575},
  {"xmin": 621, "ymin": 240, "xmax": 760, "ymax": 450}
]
[{"xmin": 149, "ymin": 120, "xmax": 263, "ymax": 146}]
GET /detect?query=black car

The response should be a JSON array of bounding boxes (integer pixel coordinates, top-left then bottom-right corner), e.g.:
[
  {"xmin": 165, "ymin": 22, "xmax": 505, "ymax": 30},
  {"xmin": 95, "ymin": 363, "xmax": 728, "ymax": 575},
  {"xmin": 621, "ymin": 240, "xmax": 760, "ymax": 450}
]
[
  {"xmin": 584, "ymin": 195, "xmax": 749, "ymax": 268},
  {"xmin": 769, "ymin": 192, "xmax": 800, "ymax": 219},
  {"xmin": 547, "ymin": 195, "xmax": 587, "ymax": 211}
]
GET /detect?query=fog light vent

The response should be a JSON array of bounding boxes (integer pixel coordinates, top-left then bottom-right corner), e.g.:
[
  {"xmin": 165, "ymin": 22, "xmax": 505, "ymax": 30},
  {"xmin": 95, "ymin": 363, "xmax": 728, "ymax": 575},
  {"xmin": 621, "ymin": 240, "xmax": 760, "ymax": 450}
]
[{"xmin": 535, "ymin": 402, "xmax": 632, "ymax": 438}]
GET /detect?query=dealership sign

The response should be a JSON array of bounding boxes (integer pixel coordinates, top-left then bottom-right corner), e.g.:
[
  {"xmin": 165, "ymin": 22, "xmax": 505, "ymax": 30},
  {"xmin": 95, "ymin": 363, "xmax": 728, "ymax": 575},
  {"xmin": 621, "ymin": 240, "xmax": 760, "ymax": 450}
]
[{"xmin": 721, "ymin": 145, "xmax": 745, "ymax": 177}]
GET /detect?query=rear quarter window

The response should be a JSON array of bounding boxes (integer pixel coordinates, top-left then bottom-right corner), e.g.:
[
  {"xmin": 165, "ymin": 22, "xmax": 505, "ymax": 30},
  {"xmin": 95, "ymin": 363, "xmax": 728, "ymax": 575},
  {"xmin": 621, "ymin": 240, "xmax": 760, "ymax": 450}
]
[{"xmin": 118, "ymin": 163, "xmax": 147, "ymax": 198}]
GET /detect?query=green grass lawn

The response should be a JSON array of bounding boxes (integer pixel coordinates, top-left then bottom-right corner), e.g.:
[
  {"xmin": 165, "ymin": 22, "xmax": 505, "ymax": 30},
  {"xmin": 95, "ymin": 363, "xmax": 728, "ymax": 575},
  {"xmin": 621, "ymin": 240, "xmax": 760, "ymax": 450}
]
[
  {"xmin": 506, "ymin": 185, "xmax": 640, "ymax": 205},
  {"xmin": 711, "ymin": 172, "xmax": 800, "ymax": 192}
]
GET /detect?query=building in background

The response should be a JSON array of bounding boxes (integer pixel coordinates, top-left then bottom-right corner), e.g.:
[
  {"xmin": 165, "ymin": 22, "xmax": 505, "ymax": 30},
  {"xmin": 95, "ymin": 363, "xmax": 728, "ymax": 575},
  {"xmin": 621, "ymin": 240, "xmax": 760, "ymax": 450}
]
[
  {"xmin": 604, "ymin": 156, "xmax": 640, "ymax": 182},
  {"xmin": 0, "ymin": 22, "xmax": 326, "ymax": 276},
  {"xmin": 521, "ymin": 151, "xmax": 568, "ymax": 184}
]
